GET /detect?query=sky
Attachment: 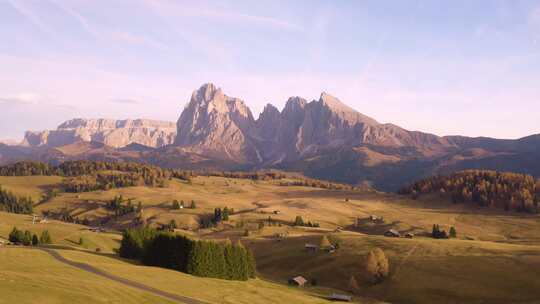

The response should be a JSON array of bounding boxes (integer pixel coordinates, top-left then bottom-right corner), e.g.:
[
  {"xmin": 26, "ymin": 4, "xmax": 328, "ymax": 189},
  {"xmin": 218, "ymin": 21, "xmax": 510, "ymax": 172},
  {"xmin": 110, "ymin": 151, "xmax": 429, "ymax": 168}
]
[{"xmin": 1, "ymin": 0, "xmax": 539, "ymax": 141}]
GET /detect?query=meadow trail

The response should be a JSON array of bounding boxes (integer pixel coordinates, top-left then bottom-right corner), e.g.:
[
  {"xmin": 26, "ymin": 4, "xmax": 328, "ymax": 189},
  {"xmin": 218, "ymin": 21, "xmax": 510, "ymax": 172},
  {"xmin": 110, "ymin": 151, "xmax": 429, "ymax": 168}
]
[{"xmin": 37, "ymin": 247, "xmax": 208, "ymax": 304}]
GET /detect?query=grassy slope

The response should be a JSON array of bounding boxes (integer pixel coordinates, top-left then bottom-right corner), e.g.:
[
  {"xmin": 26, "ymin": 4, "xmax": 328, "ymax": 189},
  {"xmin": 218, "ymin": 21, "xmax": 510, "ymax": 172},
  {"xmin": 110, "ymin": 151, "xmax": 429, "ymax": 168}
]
[
  {"xmin": 0, "ymin": 248, "xmax": 174, "ymax": 304},
  {"xmin": 0, "ymin": 176, "xmax": 63, "ymax": 201},
  {"xmin": 1, "ymin": 175, "xmax": 540, "ymax": 303},
  {"xmin": 58, "ymin": 250, "xmax": 332, "ymax": 304},
  {"xmin": 250, "ymin": 233, "xmax": 540, "ymax": 304},
  {"xmin": 0, "ymin": 212, "xmax": 120, "ymax": 253}
]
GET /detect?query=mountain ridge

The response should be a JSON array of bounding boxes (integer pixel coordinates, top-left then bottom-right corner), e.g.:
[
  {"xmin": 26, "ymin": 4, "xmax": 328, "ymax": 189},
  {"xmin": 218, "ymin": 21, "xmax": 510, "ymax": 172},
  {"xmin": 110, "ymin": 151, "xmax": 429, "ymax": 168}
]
[{"xmin": 8, "ymin": 83, "xmax": 540, "ymax": 191}]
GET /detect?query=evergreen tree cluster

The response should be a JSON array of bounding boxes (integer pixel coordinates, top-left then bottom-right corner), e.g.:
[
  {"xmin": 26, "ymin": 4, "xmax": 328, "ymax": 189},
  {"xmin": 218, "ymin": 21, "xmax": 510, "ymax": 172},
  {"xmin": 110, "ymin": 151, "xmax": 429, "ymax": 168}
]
[
  {"xmin": 119, "ymin": 228, "xmax": 256, "ymax": 281},
  {"xmin": 106, "ymin": 195, "xmax": 136, "ymax": 217},
  {"xmin": 293, "ymin": 215, "xmax": 320, "ymax": 227},
  {"xmin": 431, "ymin": 224, "xmax": 449, "ymax": 239},
  {"xmin": 399, "ymin": 170, "xmax": 540, "ymax": 213},
  {"xmin": 9, "ymin": 227, "xmax": 51, "ymax": 245},
  {"xmin": 199, "ymin": 207, "xmax": 233, "ymax": 228},
  {"xmin": 0, "ymin": 186, "xmax": 33, "ymax": 214}
]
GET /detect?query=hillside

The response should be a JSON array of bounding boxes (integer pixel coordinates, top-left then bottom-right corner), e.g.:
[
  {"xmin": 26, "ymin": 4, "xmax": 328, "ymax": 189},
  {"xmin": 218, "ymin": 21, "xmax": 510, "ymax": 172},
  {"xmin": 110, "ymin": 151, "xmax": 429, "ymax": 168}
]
[
  {"xmin": 1, "ymin": 162, "xmax": 540, "ymax": 303},
  {"xmin": 399, "ymin": 170, "xmax": 540, "ymax": 213}
]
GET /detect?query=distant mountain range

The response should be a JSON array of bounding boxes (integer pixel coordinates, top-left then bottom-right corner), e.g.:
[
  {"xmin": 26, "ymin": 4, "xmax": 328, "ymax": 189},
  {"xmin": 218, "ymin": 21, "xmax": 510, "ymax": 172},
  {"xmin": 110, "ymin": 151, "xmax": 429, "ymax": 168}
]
[{"xmin": 3, "ymin": 83, "xmax": 539, "ymax": 191}]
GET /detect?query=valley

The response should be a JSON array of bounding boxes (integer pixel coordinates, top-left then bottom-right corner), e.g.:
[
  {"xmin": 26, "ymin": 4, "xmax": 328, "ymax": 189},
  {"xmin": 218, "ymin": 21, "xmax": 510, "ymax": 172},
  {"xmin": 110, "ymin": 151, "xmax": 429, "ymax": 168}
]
[{"xmin": 1, "ymin": 164, "xmax": 539, "ymax": 303}]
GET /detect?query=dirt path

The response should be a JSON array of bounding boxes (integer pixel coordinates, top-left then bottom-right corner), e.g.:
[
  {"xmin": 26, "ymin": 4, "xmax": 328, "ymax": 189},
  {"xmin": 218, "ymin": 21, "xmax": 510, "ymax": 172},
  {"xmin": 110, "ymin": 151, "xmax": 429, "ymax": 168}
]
[{"xmin": 38, "ymin": 248, "xmax": 208, "ymax": 304}]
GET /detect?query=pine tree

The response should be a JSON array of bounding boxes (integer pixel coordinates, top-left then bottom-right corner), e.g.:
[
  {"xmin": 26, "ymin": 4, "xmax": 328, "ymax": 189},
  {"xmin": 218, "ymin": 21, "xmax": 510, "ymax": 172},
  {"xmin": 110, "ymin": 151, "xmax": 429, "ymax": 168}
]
[
  {"xmin": 222, "ymin": 207, "xmax": 230, "ymax": 221},
  {"xmin": 172, "ymin": 200, "xmax": 180, "ymax": 210},
  {"xmin": 32, "ymin": 234, "xmax": 39, "ymax": 246},
  {"xmin": 9, "ymin": 227, "xmax": 23, "ymax": 243},
  {"xmin": 22, "ymin": 230, "xmax": 32, "ymax": 246},
  {"xmin": 294, "ymin": 216, "xmax": 304, "ymax": 226},
  {"xmin": 449, "ymin": 226, "xmax": 457, "ymax": 238},
  {"xmin": 39, "ymin": 230, "xmax": 52, "ymax": 244},
  {"xmin": 190, "ymin": 200, "xmax": 196, "ymax": 209}
]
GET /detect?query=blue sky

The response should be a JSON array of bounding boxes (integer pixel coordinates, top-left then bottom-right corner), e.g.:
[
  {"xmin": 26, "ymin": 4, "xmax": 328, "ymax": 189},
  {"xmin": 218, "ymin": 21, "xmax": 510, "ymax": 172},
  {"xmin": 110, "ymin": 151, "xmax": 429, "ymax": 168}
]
[{"xmin": 1, "ymin": 0, "xmax": 539, "ymax": 140}]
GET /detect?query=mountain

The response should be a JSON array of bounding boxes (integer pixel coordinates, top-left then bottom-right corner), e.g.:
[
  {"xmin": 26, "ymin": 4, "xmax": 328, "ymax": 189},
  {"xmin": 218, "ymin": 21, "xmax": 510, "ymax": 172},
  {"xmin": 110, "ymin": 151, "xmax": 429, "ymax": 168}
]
[
  {"xmin": 174, "ymin": 83, "xmax": 259, "ymax": 162},
  {"xmin": 10, "ymin": 83, "xmax": 540, "ymax": 191},
  {"xmin": 23, "ymin": 119, "xmax": 176, "ymax": 148}
]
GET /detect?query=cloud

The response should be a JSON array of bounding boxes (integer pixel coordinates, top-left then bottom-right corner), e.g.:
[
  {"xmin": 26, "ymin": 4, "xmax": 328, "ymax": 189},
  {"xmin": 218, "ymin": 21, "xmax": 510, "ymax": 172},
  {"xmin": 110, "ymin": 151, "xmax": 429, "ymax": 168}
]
[
  {"xmin": 0, "ymin": 93, "xmax": 42, "ymax": 105},
  {"xmin": 110, "ymin": 98, "xmax": 141, "ymax": 105},
  {"xmin": 109, "ymin": 31, "xmax": 168, "ymax": 50},
  {"xmin": 6, "ymin": 0, "xmax": 56, "ymax": 37},
  {"xmin": 49, "ymin": 0, "xmax": 100, "ymax": 39}
]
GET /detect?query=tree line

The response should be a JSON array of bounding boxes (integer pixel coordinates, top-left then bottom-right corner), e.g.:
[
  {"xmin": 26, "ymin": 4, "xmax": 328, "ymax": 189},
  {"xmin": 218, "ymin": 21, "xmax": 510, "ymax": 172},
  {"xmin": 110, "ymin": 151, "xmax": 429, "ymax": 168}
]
[
  {"xmin": 119, "ymin": 228, "xmax": 256, "ymax": 281},
  {"xmin": 0, "ymin": 160, "xmax": 357, "ymax": 191},
  {"xmin": 399, "ymin": 170, "xmax": 540, "ymax": 213},
  {"xmin": 0, "ymin": 186, "xmax": 33, "ymax": 214},
  {"xmin": 9, "ymin": 227, "xmax": 52, "ymax": 245}
]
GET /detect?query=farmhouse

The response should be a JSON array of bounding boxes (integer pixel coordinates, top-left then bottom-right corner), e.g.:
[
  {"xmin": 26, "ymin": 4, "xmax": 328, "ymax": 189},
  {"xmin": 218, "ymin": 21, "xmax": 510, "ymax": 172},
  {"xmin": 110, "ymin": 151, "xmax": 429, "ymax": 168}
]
[
  {"xmin": 405, "ymin": 233, "xmax": 414, "ymax": 238},
  {"xmin": 328, "ymin": 293, "xmax": 352, "ymax": 302},
  {"xmin": 288, "ymin": 276, "xmax": 307, "ymax": 287},
  {"xmin": 305, "ymin": 243, "xmax": 319, "ymax": 252},
  {"xmin": 384, "ymin": 229, "xmax": 400, "ymax": 237}
]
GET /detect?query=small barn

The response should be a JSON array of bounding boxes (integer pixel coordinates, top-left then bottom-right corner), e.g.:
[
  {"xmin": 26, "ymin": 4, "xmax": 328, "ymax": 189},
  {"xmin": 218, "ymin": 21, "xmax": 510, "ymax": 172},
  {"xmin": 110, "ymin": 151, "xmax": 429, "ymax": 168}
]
[
  {"xmin": 405, "ymin": 232, "xmax": 414, "ymax": 238},
  {"xmin": 384, "ymin": 229, "xmax": 400, "ymax": 237},
  {"xmin": 289, "ymin": 276, "xmax": 308, "ymax": 287},
  {"xmin": 305, "ymin": 243, "xmax": 319, "ymax": 252},
  {"xmin": 328, "ymin": 293, "xmax": 352, "ymax": 302}
]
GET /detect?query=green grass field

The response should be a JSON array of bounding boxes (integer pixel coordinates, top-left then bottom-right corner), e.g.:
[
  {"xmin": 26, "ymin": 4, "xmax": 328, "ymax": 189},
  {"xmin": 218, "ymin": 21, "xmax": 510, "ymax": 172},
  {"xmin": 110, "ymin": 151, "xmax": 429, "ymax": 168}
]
[{"xmin": 1, "ymin": 174, "xmax": 540, "ymax": 303}]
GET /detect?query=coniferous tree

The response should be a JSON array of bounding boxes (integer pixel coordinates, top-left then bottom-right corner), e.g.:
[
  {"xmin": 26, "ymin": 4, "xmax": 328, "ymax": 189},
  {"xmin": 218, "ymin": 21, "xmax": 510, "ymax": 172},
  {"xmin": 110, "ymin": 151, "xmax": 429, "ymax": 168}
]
[
  {"xmin": 294, "ymin": 216, "xmax": 304, "ymax": 226},
  {"xmin": 39, "ymin": 230, "xmax": 52, "ymax": 244},
  {"xmin": 32, "ymin": 234, "xmax": 39, "ymax": 246},
  {"xmin": 449, "ymin": 226, "xmax": 457, "ymax": 238},
  {"xmin": 9, "ymin": 227, "xmax": 23, "ymax": 243},
  {"xmin": 22, "ymin": 230, "xmax": 32, "ymax": 246}
]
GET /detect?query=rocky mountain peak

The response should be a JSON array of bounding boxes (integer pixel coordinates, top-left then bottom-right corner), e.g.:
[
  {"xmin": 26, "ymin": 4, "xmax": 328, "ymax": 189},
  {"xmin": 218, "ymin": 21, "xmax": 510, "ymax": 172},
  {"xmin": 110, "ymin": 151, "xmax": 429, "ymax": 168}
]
[
  {"xmin": 22, "ymin": 119, "xmax": 176, "ymax": 148},
  {"xmin": 315, "ymin": 92, "xmax": 379, "ymax": 126}
]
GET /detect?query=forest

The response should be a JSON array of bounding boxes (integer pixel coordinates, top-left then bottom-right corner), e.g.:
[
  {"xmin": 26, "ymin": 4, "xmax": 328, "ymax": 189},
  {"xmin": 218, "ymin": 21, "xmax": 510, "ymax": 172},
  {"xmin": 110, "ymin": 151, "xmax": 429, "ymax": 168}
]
[
  {"xmin": 0, "ymin": 186, "xmax": 33, "ymax": 214},
  {"xmin": 119, "ymin": 228, "xmax": 256, "ymax": 281},
  {"xmin": 399, "ymin": 170, "xmax": 540, "ymax": 213}
]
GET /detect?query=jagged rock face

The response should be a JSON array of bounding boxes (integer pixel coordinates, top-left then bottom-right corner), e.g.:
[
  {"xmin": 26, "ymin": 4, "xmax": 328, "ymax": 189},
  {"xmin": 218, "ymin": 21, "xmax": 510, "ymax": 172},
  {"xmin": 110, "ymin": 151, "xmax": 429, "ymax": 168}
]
[
  {"xmin": 23, "ymin": 119, "xmax": 176, "ymax": 148},
  {"xmin": 174, "ymin": 83, "xmax": 457, "ymax": 164},
  {"xmin": 175, "ymin": 83, "xmax": 259, "ymax": 162}
]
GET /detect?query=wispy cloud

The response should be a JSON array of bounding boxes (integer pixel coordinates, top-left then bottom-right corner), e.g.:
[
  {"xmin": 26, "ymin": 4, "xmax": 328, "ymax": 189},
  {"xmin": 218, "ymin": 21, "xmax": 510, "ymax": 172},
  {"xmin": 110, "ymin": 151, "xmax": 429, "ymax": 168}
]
[
  {"xmin": 49, "ymin": 0, "xmax": 100, "ymax": 39},
  {"xmin": 0, "ymin": 93, "xmax": 41, "ymax": 105},
  {"xmin": 109, "ymin": 31, "xmax": 168, "ymax": 51},
  {"xmin": 6, "ymin": 0, "xmax": 55, "ymax": 37}
]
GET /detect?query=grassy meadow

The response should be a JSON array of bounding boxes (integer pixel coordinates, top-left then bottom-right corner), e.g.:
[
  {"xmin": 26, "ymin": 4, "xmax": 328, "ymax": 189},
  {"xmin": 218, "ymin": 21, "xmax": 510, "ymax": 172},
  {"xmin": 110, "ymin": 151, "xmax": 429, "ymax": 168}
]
[{"xmin": 1, "ymin": 173, "xmax": 540, "ymax": 303}]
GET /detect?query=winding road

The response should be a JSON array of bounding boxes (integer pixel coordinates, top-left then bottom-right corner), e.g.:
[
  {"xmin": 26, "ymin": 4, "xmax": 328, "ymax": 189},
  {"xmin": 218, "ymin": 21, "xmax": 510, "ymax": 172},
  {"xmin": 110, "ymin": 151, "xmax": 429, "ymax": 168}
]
[{"xmin": 38, "ymin": 248, "xmax": 208, "ymax": 304}]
